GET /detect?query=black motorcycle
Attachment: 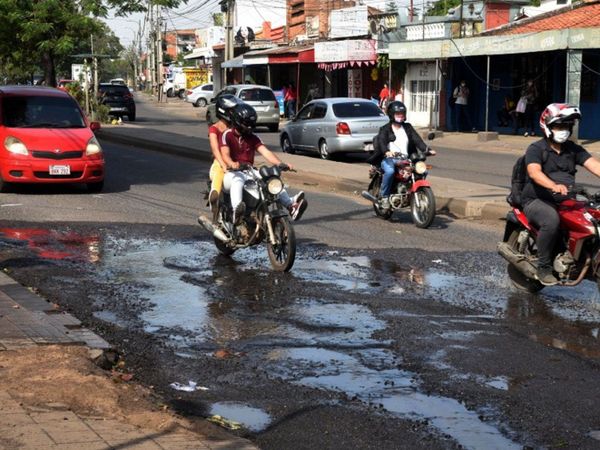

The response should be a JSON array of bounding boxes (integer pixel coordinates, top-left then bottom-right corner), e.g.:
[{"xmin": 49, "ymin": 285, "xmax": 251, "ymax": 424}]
[{"xmin": 198, "ymin": 163, "xmax": 297, "ymax": 272}]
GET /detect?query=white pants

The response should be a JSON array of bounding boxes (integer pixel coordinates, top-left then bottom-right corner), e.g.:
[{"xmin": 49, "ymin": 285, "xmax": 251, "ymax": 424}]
[{"xmin": 223, "ymin": 170, "xmax": 292, "ymax": 210}]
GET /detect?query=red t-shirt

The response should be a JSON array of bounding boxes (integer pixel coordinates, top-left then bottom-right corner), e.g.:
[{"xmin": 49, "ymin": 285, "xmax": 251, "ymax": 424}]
[
  {"xmin": 208, "ymin": 124, "xmax": 223, "ymax": 142},
  {"xmin": 221, "ymin": 129, "xmax": 263, "ymax": 165}
]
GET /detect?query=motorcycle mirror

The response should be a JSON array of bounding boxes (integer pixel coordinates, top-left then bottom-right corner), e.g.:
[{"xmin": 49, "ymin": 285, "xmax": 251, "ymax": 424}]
[{"xmin": 427, "ymin": 132, "xmax": 435, "ymax": 141}]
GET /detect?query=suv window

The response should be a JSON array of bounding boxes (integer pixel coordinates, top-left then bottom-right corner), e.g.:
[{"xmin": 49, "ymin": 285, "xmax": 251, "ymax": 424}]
[
  {"xmin": 1, "ymin": 95, "xmax": 86, "ymax": 128},
  {"xmin": 202, "ymin": 84, "xmax": 213, "ymax": 91},
  {"xmin": 332, "ymin": 102, "xmax": 384, "ymax": 118},
  {"xmin": 98, "ymin": 85, "xmax": 130, "ymax": 96},
  {"xmin": 239, "ymin": 88, "xmax": 275, "ymax": 102},
  {"xmin": 312, "ymin": 103, "xmax": 327, "ymax": 119}
]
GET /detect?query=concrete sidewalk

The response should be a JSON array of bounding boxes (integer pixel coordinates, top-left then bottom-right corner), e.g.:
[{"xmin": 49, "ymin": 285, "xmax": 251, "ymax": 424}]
[
  {"xmin": 97, "ymin": 95, "xmax": 515, "ymax": 220},
  {"xmin": 0, "ymin": 270, "xmax": 257, "ymax": 450}
]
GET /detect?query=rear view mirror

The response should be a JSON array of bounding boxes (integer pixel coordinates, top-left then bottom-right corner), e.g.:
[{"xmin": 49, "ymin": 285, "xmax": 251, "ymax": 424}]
[{"xmin": 90, "ymin": 121, "xmax": 101, "ymax": 132}]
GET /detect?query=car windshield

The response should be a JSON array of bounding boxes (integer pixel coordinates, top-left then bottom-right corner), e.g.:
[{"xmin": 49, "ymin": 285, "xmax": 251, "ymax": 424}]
[
  {"xmin": 1, "ymin": 95, "xmax": 86, "ymax": 128},
  {"xmin": 99, "ymin": 85, "xmax": 129, "ymax": 96},
  {"xmin": 332, "ymin": 102, "xmax": 384, "ymax": 118},
  {"xmin": 239, "ymin": 88, "xmax": 275, "ymax": 102}
]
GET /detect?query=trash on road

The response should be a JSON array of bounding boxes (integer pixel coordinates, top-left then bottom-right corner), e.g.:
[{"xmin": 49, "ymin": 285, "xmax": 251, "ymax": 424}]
[
  {"xmin": 169, "ymin": 381, "xmax": 209, "ymax": 392},
  {"xmin": 208, "ymin": 414, "xmax": 242, "ymax": 431},
  {"xmin": 432, "ymin": 259, "xmax": 443, "ymax": 264}
]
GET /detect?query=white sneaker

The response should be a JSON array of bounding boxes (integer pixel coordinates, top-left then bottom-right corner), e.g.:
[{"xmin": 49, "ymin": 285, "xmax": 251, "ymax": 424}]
[
  {"xmin": 288, "ymin": 199, "xmax": 307, "ymax": 221},
  {"xmin": 291, "ymin": 191, "xmax": 305, "ymax": 204}
]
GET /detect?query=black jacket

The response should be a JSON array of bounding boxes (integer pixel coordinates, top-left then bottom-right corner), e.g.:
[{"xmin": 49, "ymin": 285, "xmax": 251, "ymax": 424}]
[{"xmin": 366, "ymin": 122, "xmax": 428, "ymax": 166}]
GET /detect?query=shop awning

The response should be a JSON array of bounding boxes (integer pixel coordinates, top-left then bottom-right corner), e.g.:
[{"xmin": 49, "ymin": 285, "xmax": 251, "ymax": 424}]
[
  {"xmin": 314, "ymin": 39, "xmax": 377, "ymax": 71},
  {"xmin": 221, "ymin": 55, "xmax": 245, "ymax": 68},
  {"xmin": 243, "ymin": 45, "xmax": 314, "ymax": 65}
]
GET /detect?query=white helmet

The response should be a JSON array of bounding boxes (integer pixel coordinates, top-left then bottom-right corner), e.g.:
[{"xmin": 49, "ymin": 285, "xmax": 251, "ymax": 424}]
[{"xmin": 539, "ymin": 103, "xmax": 581, "ymax": 140}]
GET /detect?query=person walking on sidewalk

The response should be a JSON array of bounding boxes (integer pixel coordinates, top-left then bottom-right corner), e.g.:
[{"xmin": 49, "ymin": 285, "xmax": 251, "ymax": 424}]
[
  {"xmin": 521, "ymin": 79, "xmax": 538, "ymax": 137},
  {"xmin": 378, "ymin": 83, "xmax": 390, "ymax": 111},
  {"xmin": 453, "ymin": 80, "xmax": 476, "ymax": 132},
  {"xmin": 284, "ymin": 83, "xmax": 298, "ymax": 118}
]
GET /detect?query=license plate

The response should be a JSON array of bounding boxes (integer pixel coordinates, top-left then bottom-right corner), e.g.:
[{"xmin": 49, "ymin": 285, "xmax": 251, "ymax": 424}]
[
  {"xmin": 364, "ymin": 143, "xmax": 374, "ymax": 151},
  {"xmin": 49, "ymin": 165, "xmax": 70, "ymax": 175},
  {"xmin": 110, "ymin": 107, "xmax": 127, "ymax": 112},
  {"xmin": 254, "ymin": 106, "xmax": 267, "ymax": 112}
]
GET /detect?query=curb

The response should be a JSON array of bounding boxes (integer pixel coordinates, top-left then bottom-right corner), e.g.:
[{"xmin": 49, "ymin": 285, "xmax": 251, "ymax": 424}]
[{"xmin": 98, "ymin": 129, "xmax": 509, "ymax": 220}]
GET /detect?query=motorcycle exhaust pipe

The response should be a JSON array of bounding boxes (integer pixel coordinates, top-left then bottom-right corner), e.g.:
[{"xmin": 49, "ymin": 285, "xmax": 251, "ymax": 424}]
[
  {"xmin": 361, "ymin": 190, "xmax": 378, "ymax": 203},
  {"xmin": 497, "ymin": 242, "xmax": 539, "ymax": 280},
  {"xmin": 197, "ymin": 214, "xmax": 230, "ymax": 243}
]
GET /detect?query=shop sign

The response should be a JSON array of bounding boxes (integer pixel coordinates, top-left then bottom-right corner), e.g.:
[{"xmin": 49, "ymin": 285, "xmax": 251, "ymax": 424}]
[
  {"xmin": 347, "ymin": 69, "xmax": 362, "ymax": 98},
  {"xmin": 329, "ymin": 6, "xmax": 368, "ymax": 39},
  {"xmin": 315, "ymin": 39, "xmax": 376, "ymax": 63}
]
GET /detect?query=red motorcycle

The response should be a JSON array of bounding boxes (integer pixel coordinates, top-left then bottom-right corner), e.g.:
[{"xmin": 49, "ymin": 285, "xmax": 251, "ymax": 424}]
[
  {"xmin": 498, "ymin": 190, "xmax": 600, "ymax": 292},
  {"xmin": 361, "ymin": 151, "xmax": 436, "ymax": 228}
]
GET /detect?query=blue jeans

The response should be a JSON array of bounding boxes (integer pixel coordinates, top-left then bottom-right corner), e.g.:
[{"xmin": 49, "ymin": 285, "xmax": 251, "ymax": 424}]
[
  {"xmin": 381, "ymin": 157, "xmax": 402, "ymax": 197},
  {"xmin": 286, "ymin": 100, "xmax": 297, "ymax": 118}
]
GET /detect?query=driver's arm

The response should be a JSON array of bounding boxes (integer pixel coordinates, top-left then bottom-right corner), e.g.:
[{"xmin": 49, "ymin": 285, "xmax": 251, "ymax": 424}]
[
  {"xmin": 221, "ymin": 145, "xmax": 238, "ymax": 169},
  {"xmin": 527, "ymin": 163, "xmax": 567, "ymax": 194},
  {"xmin": 583, "ymin": 157, "xmax": 600, "ymax": 178},
  {"xmin": 257, "ymin": 144, "xmax": 289, "ymax": 168}
]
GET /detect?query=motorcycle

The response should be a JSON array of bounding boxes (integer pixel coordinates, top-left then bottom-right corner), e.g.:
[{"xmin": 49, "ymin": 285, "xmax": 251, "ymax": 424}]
[
  {"xmin": 198, "ymin": 163, "xmax": 297, "ymax": 272},
  {"xmin": 361, "ymin": 133, "xmax": 437, "ymax": 228},
  {"xmin": 498, "ymin": 189, "xmax": 600, "ymax": 293}
]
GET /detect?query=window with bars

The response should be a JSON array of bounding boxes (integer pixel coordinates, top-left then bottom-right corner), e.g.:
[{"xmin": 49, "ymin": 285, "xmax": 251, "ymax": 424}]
[{"xmin": 410, "ymin": 80, "xmax": 439, "ymax": 112}]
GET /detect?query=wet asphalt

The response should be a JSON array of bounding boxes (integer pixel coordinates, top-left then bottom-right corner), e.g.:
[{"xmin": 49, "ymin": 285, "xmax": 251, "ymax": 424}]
[{"xmin": 1, "ymin": 142, "xmax": 600, "ymax": 449}]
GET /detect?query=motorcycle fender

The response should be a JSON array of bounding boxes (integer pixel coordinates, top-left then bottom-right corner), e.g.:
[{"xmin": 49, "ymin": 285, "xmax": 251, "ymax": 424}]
[
  {"xmin": 270, "ymin": 208, "xmax": 289, "ymax": 219},
  {"xmin": 410, "ymin": 179, "xmax": 431, "ymax": 193}
]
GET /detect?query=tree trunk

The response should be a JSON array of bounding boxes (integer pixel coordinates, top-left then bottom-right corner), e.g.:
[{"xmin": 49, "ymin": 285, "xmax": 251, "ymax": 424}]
[{"xmin": 42, "ymin": 51, "xmax": 56, "ymax": 87}]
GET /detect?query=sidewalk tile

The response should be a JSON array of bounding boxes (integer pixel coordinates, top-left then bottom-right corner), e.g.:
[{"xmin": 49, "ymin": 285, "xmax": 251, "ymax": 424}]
[
  {"xmin": 47, "ymin": 443, "xmax": 109, "ymax": 450},
  {"xmin": 158, "ymin": 442, "xmax": 211, "ymax": 450},
  {"xmin": 0, "ymin": 412, "xmax": 36, "ymax": 427},
  {"xmin": 0, "ymin": 424, "xmax": 56, "ymax": 447},
  {"xmin": 30, "ymin": 410, "xmax": 80, "ymax": 423},
  {"xmin": 41, "ymin": 420, "xmax": 102, "ymax": 444}
]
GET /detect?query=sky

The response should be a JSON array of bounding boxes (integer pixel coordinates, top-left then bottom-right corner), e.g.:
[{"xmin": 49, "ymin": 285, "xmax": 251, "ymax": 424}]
[{"xmin": 105, "ymin": 0, "xmax": 410, "ymax": 48}]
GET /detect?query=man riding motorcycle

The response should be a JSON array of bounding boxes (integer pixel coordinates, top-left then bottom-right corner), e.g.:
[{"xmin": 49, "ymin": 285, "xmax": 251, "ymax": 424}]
[
  {"xmin": 366, "ymin": 101, "xmax": 434, "ymax": 211},
  {"xmin": 221, "ymin": 102, "xmax": 307, "ymax": 224},
  {"xmin": 522, "ymin": 103, "xmax": 600, "ymax": 285}
]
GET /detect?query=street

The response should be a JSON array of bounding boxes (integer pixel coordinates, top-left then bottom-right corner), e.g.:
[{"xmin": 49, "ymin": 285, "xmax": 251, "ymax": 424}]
[{"xmin": 1, "ymin": 138, "xmax": 600, "ymax": 449}]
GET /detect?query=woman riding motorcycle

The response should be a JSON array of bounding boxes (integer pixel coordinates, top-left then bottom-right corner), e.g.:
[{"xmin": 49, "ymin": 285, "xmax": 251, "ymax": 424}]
[{"xmin": 366, "ymin": 101, "xmax": 434, "ymax": 211}]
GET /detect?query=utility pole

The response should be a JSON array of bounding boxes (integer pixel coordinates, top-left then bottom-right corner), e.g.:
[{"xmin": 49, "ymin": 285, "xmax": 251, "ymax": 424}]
[
  {"xmin": 459, "ymin": 0, "xmax": 464, "ymax": 38},
  {"xmin": 222, "ymin": 0, "xmax": 235, "ymax": 88},
  {"xmin": 157, "ymin": 3, "xmax": 163, "ymax": 101},
  {"xmin": 91, "ymin": 35, "xmax": 98, "ymax": 120}
]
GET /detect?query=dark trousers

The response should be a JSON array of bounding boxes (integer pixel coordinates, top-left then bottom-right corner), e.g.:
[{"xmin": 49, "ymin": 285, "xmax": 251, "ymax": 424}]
[
  {"xmin": 454, "ymin": 104, "xmax": 473, "ymax": 132},
  {"xmin": 523, "ymin": 199, "xmax": 560, "ymax": 268},
  {"xmin": 523, "ymin": 104, "xmax": 536, "ymax": 134}
]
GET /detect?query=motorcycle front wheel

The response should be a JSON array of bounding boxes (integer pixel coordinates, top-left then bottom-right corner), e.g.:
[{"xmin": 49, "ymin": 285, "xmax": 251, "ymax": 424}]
[
  {"xmin": 267, "ymin": 216, "xmax": 296, "ymax": 272},
  {"xmin": 368, "ymin": 174, "xmax": 392, "ymax": 220},
  {"xmin": 410, "ymin": 187, "xmax": 436, "ymax": 228},
  {"xmin": 214, "ymin": 236, "xmax": 235, "ymax": 256},
  {"xmin": 506, "ymin": 229, "xmax": 543, "ymax": 293}
]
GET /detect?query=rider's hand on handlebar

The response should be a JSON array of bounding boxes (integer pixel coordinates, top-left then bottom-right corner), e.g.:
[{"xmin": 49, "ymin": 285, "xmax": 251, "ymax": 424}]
[
  {"xmin": 228, "ymin": 161, "xmax": 240, "ymax": 170},
  {"xmin": 552, "ymin": 183, "xmax": 568, "ymax": 195}
]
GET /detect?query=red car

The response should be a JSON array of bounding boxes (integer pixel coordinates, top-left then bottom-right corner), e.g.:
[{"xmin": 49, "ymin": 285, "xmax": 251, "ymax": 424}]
[{"xmin": 0, "ymin": 86, "xmax": 104, "ymax": 192}]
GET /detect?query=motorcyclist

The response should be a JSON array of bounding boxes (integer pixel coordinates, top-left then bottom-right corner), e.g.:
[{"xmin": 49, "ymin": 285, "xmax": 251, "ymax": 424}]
[
  {"xmin": 522, "ymin": 103, "xmax": 600, "ymax": 285},
  {"xmin": 220, "ymin": 102, "xmax": 307, "ymax": 224},
  {"xmin": 366, "ymin": 101, "xmax": 434, "ymax": 211},
  {"xmin": 207, "ymin": 94, "xmax": 241, "ymax": 213}
]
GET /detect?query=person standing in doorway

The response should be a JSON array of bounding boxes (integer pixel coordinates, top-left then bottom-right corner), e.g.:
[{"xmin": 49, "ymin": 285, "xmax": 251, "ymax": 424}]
[
  {"xmin": 521, "ymin": 79, "xmax": 538, "ymax": 137},
  {"xmin": 285, "ymin": 83, "xmax": 297, "ymax": 118},
  {"xmin": 378, "ymin": 83, "xmax": 390, "ymax": 111},
  {"xmin": 453, "ymin": 80, "xmax": 476, "ymax": 132},
  {"xmin": 281, "ymin": 83, "xmax": 289, "ymax": 118}
]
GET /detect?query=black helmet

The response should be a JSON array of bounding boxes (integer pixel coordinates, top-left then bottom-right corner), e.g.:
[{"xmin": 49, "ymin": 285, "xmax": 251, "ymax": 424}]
[
  {"xmin": 216, "ymin": 94, "xmax": 240, "ymax": 121},
  {"xmin": 230, "ymin": 103, "xmax": 257, "ymax": 135},
  {"xmin": 387, "ymin": 101, "xmax": 407, "ymax": 124}
]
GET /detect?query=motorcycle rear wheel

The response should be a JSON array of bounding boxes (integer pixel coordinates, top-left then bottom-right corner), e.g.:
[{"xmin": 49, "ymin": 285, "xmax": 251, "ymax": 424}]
[
  {"xmin": 506, "ymin": 230, "xmax": 543, "ymax": 293},
  {"xmin": 410, "ymin": 187, "xmax": 436, "ymax": 228},
  {"xmin": 368, "ymin": 175, "xmax": 392, "ymax": 220},
  {"xmin": 267, "ymin": 217, "xmax": 296, "ymax": 272}
]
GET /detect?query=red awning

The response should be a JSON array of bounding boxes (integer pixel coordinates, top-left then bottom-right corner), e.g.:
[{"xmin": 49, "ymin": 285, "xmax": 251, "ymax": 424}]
[{"xmin": 269, "ymin": 48, "xmax": 314, "ymax": 64}]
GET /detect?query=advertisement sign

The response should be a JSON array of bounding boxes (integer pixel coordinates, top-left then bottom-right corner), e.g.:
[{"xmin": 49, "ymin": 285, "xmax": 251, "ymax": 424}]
[
  {"xmin": 347, "ymin": 69, "xmax": 362, "ymax": 98},
  {"xmin": 315, "ymin": 39, "xmax": 376, "ymax": 63},
  {"xmin": 329, "ymin": 6, "xmax": 368, "ymax": 39}
]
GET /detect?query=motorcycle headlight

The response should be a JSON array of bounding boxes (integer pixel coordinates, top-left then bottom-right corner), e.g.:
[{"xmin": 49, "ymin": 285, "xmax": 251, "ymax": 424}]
[
  {"xmin": 267, "ymin": 177, "xmax": 283, "ymax": 195},
  {"xmin": 4, "ymin": 136, "xmax": 28, "ymax": 155},
  {"xmin": 415, "ymin": 161, "xmax": 427, "ymax": 174},
  {"xmin": 86, "ymin": 136, "xmax": 102, "ymax": 156}
]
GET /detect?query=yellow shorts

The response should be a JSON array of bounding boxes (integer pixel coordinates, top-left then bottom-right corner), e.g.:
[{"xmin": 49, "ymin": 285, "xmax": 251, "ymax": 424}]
[{"xmin": 209, "ymin": 160, "xmax": 224, "ymax": 193}]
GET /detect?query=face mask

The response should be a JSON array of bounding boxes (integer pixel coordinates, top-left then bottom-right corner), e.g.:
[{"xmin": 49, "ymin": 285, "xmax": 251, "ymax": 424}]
[
  {"xmin": 553, "ymin": 130, "xmax": 570, "ymax": 143},
  {"xmin": 394, "ymin": 113, "xmax": 405, "ymax": 124}
]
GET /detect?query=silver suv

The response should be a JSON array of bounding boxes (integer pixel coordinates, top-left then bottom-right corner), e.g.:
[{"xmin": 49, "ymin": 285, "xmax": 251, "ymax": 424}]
[{"xmin": 206, "ymin": 84, "xmax": 280, "ymax": 132}]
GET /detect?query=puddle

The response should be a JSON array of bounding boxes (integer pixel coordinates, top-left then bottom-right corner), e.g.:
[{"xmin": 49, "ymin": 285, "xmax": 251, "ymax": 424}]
[
  {"xmin": 209, "ymin": 402, "xmax": 271, "ymax": 432},
  {"xmin": 267, "ymin": 347, "xmax": 520, "ymax": 450}
]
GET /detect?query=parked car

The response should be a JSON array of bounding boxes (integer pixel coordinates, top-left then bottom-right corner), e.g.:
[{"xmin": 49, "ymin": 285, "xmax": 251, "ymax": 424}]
[
  {"xmin": 280, "ymin": 98, "xmax": 388, "ymax": 159},
  {"xmin": 206, "ymin": 84, "xmax": 280, "ymax": 132},
  {"xmin": 109, "ymin": 78, "xmax": 126, "ymax": 85},
  {"xmin": 98, "ymin": 83, "xmax": 136, "ymax": 121},
  {"xmin": 185, "ymin": 83, "xmax": 214, "ymax": 107},
  {"xmin": 0, "ymin": 86, "xmax": 104, "ymax": 192}
]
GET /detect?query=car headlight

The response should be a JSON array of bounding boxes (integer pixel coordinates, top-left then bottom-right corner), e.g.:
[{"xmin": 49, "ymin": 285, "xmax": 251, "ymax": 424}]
[
  {"xmin": 4, "ymin": 136, "xmax": 28, "ymax": 155},
  {"xmin": 267, "ymin": 177, "xmax": 283, "ymax": 195},
  {"xmin": 415, "ymin": 161, "xmax": 427, "ymax": 174},
  {"xmin": 86, "ymin": 136, "xmax": 102, "ymax": 156}
]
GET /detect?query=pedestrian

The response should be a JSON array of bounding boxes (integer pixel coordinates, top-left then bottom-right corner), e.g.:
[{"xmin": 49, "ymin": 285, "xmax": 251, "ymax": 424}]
[
  {"xmin": 285, "ymin": 83, "xmax": 297, "ymax": 118},
  {"xmin": 378, "ymin": 83, "xmax": 390, "ymax": 111},
  {"xmin": 304, "ymin": 83, "xmax": 318, "ymax": 105},
  {"xmin": 497, "ymin": 95, "xmax": 516, "ymax": 127},
  {"xmin": 281, "ymin": 83, "xmax": 289, "ymax": 118},
  {"xmin": 394, "ymin": 83, "xmax": 404, "ymax": 102},
  {"xmin": 452, "ymin": 79, "xmax": 476, "ymax": 132},
  {"xmin": 521, "ymin": 79, "xmax": 538, "ymax": 137}
]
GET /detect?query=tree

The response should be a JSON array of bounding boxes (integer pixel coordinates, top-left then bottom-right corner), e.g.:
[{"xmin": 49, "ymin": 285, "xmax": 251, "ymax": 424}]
[
  {"xmin": 386, "ymin": 1, "xmax": 398, "ymax": 13},
  {"xmin": 426, "ymin": 0, "xmax": 461, "ymax": 16},
  {"xmin": 0, "ymin": 0, "xmax": 187, "ymax": 86},
  {"xmin": 213, "ymin": 12, "xmax": 224, "ymax": 26}
]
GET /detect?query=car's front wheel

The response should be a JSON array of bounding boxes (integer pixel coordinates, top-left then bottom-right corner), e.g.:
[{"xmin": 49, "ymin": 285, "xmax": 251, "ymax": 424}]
[
  {"xmin": 281, "ymin": 134, "xmax": 295, "ymax": 154},
  {"xmin": 197, "ymin": 98, "xmax": 207, "ymax": 107}
]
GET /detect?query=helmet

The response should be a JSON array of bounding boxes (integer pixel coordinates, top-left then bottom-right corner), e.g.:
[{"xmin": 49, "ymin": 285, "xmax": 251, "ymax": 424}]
[
  {"xmin": 215, "ymin": 94, "xmax": 240, "ymax": 121},
  {"xmin": 387, "ymin": 101, "xmax": 407, "ymax": 124},
  {"xmin": 230, "ymin": 103, "xmax": 257, "ymax": 135},
  {"xmin": 539, "ymin": 103, "xmax": 581, "ymax": 139}
]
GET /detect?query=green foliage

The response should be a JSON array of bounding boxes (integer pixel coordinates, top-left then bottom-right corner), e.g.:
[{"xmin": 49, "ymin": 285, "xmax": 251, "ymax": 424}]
[
  {"xmin": 377, "ymin": 54, "xmax": 390, "ymax": 70},
  {"xmin": 426, "ymin": 0, "xmax": 461, "ymax": 16},
  {"xmin": 213, "ymin": 12, "xmax": 224, "ymax": 26},
  {"xmin": 386, "ymin": 1, "xmax": 398, "ymax": 13}
]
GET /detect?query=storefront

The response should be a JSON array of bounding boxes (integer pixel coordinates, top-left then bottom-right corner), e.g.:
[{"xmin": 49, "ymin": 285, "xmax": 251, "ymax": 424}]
[{"xmin": 314, "ymin": 39, "xmax": 379, "ymax": 100}]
